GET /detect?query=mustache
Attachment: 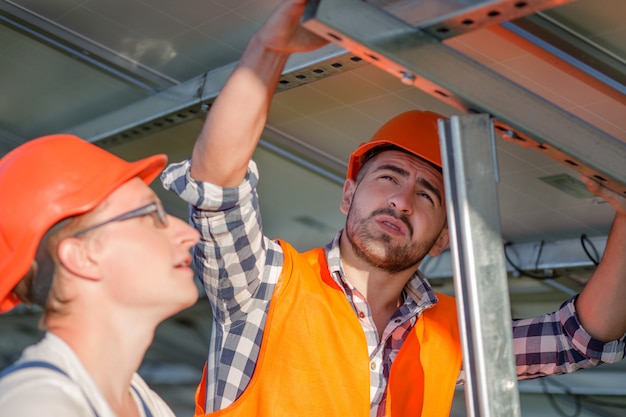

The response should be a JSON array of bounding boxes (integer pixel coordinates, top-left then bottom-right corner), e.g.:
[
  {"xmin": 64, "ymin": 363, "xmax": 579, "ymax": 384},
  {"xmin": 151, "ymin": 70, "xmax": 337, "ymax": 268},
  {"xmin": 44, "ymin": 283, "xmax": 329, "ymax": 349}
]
[{"xmin": 370, "ymin": 208, "xmax": 413, "ymax": 236}]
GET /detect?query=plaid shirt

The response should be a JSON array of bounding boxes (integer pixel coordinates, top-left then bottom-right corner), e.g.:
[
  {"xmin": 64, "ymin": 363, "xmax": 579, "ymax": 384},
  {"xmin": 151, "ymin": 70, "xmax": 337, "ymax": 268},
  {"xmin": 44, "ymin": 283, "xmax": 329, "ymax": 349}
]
[{"xmin": 162, "ymin": 159, "xmax": 625, "ymax": 417}]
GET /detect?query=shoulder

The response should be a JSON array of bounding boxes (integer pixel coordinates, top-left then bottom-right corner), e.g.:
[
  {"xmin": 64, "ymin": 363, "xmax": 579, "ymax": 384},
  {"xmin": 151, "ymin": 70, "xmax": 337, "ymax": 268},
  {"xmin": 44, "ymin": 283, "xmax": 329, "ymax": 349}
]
[{"xmin": 0, "ymin": 366, "xmax": 90, "ymax": 416}]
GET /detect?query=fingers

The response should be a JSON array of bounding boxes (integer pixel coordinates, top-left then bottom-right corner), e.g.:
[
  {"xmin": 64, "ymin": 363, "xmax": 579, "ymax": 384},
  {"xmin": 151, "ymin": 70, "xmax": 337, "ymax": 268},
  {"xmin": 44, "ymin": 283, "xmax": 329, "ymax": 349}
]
[
  {"xmin": 580, "ymin": 175, "xmax": 602, "ymax": 194},
  {"xmin": 580, "ymin": 175, "xmax": 626, "ymax": 215},
  {"xmin": 256, "ymin": 0, "xmax": 328, "ymax": 54}
]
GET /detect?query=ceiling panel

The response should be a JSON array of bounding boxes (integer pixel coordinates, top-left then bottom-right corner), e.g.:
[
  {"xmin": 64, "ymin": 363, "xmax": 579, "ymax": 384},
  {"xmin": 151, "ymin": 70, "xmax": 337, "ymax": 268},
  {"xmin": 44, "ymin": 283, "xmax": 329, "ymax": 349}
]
[
  {"xmin": 543, "ymin": 0, "xmax": 626, "ymax": 57},
  {"xmin": 0, "ymin": 22, "xmax": 150, "ymax": 139}
]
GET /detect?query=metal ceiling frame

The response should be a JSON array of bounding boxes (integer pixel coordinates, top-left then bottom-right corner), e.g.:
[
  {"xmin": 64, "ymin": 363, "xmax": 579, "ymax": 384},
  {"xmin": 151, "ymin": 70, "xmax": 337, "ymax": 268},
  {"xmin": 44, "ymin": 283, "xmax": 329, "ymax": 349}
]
[
  {"xmin": 301, "ymin": 0, "xmax": 626, "ymax": 196},
  {"xmin": 55, "ymin": 0, "xmax": 619, "ymax": 299},
  {"xmin": 511, "ymin": 13, "xmax": 626, "ymax": 91},
  {"xmin": 490, "ymin": 21, "xmax": 626, "ymax": 106},
  {"xmin": 46, "ymin": 0, "xmax": 623, "ymax": 205},
  {"xmin": 64, "ymin": 43, "xmax": 366, "ymax": 146},
  {"xmin": 0, "ymin": 0, "xmax": 177, "ymax": 91},
  {"xmin": 57, "ymin": 0, "xmax": 625, "ymax": 198}
]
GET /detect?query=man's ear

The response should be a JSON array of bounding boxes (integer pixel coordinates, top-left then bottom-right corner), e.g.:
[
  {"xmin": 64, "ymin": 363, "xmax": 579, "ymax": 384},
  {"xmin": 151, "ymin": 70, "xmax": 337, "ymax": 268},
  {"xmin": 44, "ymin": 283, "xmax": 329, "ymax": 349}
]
[
  {"xmin": 56, "ymin": 238, "xmax": 101, "ymax": 281},
  {"xmin": 428, "ymin": 227, "xmax": 450, "ymax": 257},
  {"xmin": 340, "ymin": 178, "xmax": 356, "ymax": 215}
]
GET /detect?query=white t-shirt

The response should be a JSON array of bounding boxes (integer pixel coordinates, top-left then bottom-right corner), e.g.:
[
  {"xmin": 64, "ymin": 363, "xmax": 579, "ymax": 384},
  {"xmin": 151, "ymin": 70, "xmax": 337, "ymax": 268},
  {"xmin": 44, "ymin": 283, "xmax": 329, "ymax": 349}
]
[{"xmin": 0, "ymin": 333, "xmax": 176, "ymax": 417}]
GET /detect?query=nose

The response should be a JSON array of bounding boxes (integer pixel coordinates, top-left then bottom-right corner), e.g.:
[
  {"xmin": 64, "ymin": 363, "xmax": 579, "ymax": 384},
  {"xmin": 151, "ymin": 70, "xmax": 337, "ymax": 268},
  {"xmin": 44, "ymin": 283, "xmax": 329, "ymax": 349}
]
[
  {"xmin": 388, "ymin": 184, "xmax": 413, "ymax": 214},
  {"xmin": 168, "ymin": 214, "xmax": 200, "ymax": 248}
]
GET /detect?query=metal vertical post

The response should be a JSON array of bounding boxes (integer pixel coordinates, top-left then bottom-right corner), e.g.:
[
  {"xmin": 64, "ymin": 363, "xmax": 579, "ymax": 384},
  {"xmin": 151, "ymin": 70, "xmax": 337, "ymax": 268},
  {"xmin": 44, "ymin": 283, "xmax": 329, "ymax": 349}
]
[{"xmin": 439, "ymin": 114, "xmax": 521, "ymax": 417}]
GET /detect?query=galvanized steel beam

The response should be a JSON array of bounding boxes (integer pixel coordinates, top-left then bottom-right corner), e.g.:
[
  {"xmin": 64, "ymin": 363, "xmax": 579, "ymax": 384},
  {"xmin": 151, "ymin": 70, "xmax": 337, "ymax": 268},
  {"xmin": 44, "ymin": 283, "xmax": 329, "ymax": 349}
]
[
  {"xmin": 440, "ymin": 114, "xmax": 521, "ymax": 417},
  {"xmin": 65, "ymin": 44, "xmax": 366, "ymax": 148}
]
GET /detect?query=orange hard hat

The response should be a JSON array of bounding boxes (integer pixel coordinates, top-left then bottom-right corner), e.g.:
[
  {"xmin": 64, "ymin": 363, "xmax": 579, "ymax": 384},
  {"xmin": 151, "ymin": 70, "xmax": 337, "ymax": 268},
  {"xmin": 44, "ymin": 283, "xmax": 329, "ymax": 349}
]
[
  {"xmin": 346, "ymin": 110, "xmax": 445, "ymax": 180},
  {"xmin": 0, "ymin": 134, "xmax": 166, "ymax": 313}
]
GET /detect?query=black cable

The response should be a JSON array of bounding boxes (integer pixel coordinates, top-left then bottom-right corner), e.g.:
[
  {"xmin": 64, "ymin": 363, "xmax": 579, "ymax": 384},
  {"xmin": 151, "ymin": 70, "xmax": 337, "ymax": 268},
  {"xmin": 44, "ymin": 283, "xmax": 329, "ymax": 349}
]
[
  {"xmin": 539, "ymin": 378, "xmax": 626, "ymax": 414},
  {"xmin": 535, "ymin": 239, "xmax": 545, "ymax": 270},
  {"xmin": 581, "ymin": 396, "xmax": 626, "ymax": 409},
  {"xmin": 504, "ymin": 242, "xmax": 559, "ymax": 280},
  {"xmin": 540, "ymin": 378, "xmax": 582, "ymax": 417},
  {"xmin": 580, "ymin": 234, "xmax": 600, "ymax": 266}
]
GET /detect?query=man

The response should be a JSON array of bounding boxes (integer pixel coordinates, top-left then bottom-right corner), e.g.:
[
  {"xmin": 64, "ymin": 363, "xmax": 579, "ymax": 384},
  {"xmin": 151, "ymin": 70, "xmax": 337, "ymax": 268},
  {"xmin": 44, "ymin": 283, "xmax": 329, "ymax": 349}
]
[
  {"xmin": 162, "ymin": 0, "xmax": 626, "ymax": 416},
  {"xmin": 0, "ymin": 134, "xmax": 200, "ymax": 416}
]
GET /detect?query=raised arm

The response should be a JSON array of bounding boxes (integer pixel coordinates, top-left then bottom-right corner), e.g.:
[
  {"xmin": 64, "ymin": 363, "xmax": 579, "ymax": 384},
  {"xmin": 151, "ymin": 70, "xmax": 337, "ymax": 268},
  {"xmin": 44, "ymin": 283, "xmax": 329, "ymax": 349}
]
[
  {"xmin": 575, "ymin": 175, "xmax": 626, "ymax": 341},
  {"xmin": 190, "ymin": 0, "xmax": 327, "ymax": 187}
]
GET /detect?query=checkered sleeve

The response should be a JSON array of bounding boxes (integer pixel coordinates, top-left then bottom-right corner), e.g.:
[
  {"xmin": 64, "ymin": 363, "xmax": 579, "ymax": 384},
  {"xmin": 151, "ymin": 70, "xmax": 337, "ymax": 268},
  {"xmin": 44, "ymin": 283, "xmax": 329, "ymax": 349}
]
[
  {"xmin": 161, "ymin": 159, "xmax": 284, "ymax": 411},
  {"xmin": 512, "ymin": 296, "xmax": 626, "ymax": 380}
]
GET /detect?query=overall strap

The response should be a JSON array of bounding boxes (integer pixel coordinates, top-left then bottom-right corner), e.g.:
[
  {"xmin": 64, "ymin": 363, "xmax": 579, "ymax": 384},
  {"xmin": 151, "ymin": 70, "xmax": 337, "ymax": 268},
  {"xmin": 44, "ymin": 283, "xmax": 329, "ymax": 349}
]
[
  {"xmin": 0, "ymin": 361, "xmax": 101, "ymax": 416},
  {"xmin": 0, "ymin": 360, "xmax": 68, "ymax": 378},
  {"xmin": 131, "ymin": 385, "xmax": 154, "ymax": 417}
]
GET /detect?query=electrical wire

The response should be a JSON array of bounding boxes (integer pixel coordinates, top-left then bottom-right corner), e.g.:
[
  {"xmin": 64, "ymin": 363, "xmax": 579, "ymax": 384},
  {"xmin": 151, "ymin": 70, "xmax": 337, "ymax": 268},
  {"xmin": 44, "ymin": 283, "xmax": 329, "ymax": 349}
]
[
  {"xmin": 580, "ymin": 396, "xmax": 626, "ymax": 409},
  {"xmin": 535, "ymin": 239, "xmax": 545, "ymax": 270},
  {"xmin": 539, "ymin": 377, "xmax": 626, "ymax": 415},
  {"xmin": 503, "ymin": 241, "xmax": 559, "ymax": 280},
  {"xmin": 540, "ymin": 378, "xmax": 582, "ymax": 417},
  {"xmin": 580, "ymin": 234, "xmax": 600, "ymax": 266}
]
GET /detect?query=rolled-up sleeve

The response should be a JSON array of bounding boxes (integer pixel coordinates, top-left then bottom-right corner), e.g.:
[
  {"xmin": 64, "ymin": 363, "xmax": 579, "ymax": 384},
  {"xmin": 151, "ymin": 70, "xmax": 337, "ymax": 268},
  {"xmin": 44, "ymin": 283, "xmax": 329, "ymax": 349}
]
[
  {"xmin": 512, "ymin": 296, "xmax": 626, "ymax": 379},
  {"xmin": 161, "ymin": 159, "xmax": 283, "ymax": 325}
]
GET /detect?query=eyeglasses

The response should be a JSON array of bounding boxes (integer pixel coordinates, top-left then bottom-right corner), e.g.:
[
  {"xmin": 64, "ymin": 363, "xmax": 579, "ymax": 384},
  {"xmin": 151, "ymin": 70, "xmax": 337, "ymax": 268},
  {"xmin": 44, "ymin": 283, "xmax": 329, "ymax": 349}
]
[{"xmin": 73, "ymin": 201, "xmax": 168, "ymax": 237}]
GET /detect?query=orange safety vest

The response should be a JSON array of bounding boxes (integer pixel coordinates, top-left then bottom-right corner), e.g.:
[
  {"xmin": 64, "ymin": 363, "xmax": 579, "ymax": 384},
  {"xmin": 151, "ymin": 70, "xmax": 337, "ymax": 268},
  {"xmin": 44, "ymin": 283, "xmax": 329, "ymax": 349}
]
[{"xmin": 195, "ymin": 240, "xmax": 462, "ymax": 417}]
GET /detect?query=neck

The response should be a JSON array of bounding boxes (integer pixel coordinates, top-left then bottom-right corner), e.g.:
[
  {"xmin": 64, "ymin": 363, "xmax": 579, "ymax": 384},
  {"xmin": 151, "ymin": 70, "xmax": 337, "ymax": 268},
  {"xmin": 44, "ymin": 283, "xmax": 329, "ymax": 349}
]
[
  {"xmin": 339, "ymin": 233, "xmax": 414, "ymax": 300},
  {"xmin": 339, "ymin": 234, "xmax": 414, "ymax": 336},
  {"xmin": 47, "ymin": 308, "xmax": 157, "ymax": 411}
]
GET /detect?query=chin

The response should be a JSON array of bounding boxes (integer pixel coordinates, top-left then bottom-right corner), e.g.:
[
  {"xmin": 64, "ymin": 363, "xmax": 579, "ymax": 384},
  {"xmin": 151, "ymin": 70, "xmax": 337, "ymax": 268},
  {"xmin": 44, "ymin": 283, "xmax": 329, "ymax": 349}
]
[{"xmin": 181, "ymin": 289, "xmax": 200, "ymax": 309}]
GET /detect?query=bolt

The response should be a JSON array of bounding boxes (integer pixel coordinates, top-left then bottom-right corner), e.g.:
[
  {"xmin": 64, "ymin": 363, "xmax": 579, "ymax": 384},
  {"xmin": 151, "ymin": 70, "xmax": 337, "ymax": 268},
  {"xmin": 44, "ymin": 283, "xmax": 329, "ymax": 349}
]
[{"xmin": 400, "ymin": 71, "xmax": 415, "ymax": 86}]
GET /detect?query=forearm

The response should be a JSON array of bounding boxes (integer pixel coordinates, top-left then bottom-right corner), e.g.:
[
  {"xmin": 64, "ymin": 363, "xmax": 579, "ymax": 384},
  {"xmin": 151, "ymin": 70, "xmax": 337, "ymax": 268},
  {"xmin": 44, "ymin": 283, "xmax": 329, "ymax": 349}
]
[
  {"xmin": 576, "ymin": 212, "xmax": 626, "ymax": 341},
  {"xmin": 189, "ymin": 0, "xmax": 326, "ymax": 187},
  {"xmin": 190, "ymin": 37, "xmax": 289, "ymax": 187}
]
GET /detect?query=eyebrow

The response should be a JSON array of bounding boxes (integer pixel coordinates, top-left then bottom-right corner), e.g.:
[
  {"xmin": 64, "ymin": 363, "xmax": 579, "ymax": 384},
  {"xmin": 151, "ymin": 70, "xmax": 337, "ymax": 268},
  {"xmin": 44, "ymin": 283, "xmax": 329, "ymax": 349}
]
[
  {"xmin": 373, "ymin": 163, "xmax": 443, "ymax": 205},
  {"xmin": 373, "ymin": 163, "xmax": 409, "ymax": 177},
  {"xmin": 417, "ymin": 177, "xmax": 443, "ymax": 205}
]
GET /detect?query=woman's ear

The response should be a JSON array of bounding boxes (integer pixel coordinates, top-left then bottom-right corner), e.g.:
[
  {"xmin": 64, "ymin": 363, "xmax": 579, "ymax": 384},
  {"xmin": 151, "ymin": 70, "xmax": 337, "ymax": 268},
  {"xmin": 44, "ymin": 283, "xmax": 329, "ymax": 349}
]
[
  {"xmin": 340, "ymin": 178, "xmax": 356, "ymax": 215},
  {"xmin": 56, "ymin": 238, "xmax": 101, "ymax": 281},
  {"xmin": 428, "ymin": 228, "xmax": 450, "ymax": 257}
]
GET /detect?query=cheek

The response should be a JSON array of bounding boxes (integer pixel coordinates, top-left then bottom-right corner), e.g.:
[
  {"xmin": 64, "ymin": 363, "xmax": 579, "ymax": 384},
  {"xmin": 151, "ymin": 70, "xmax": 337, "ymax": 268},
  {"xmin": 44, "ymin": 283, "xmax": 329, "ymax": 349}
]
[
  {"xmin": 429, "ymin": 216, "xmax": 447, "ymax": 239},
  {"xmin": 103, "ymin": 234, "xmax": 172, "ymax": 272},
  {"xmin": 411, "ymin": 210, "xmax": 446, "ymax": 236},
  {"xmin": 351, "ymin": 187, "xmax": 380, "ymax": 211}
]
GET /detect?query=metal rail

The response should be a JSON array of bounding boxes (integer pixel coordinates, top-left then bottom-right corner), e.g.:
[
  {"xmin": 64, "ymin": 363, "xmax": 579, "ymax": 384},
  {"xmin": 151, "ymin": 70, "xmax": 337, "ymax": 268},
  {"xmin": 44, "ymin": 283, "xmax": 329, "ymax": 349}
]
[{"xmin": 440, "ymin": 114, "xmax": 521, "ymax": 416}]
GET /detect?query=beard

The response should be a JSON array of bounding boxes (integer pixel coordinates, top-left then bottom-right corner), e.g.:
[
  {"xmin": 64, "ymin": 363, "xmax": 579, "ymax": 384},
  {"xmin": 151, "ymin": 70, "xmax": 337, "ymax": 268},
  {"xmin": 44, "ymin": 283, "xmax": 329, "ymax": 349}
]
[{"xmin": 344, "ymin": 206, "xmax": 439, "ymax": 274}]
